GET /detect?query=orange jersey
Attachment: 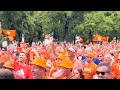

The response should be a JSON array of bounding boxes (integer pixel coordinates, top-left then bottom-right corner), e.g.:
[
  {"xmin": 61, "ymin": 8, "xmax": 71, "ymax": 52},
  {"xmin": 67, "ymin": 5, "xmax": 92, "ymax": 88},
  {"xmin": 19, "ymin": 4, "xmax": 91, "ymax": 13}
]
[
  {"xmin": 83, "ymin": 63, "xmax": 97, "ymax": 79},
  {"xmin": 111, "ymin": 61, "xmax": 120, "ymax": 79},
  {"xmin": 0, "ymin": 54, "xmax": 8, "ymax": 62}
]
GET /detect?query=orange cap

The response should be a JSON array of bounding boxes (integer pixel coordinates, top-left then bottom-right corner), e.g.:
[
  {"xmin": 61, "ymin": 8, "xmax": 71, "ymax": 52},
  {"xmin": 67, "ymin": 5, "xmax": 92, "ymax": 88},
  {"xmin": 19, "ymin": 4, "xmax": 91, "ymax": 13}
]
[
  {"xmin": 87, "ymin": 53, "xmax": 95, "ymax": 59},
  {"xmin": 60, "ymin": 59, "xmax": 73, "ymax": 69},
  {"xmin": 56, "ymin": 53, "xmax": 67, "ymax": 60},
  {"xmin": 3, "ymin": 61, "xmax": 14, "ymax": 70},
  {"xmin": 31, "ymin": 57, "xmax": 47, "ymax": 69}
]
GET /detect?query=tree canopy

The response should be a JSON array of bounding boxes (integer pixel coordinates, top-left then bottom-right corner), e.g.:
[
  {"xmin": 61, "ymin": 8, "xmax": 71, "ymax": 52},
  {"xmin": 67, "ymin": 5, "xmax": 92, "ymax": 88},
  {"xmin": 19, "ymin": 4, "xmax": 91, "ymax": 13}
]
[{"xmin": 0, "ymin": 11, "xmax": 119, "ymax": 43}]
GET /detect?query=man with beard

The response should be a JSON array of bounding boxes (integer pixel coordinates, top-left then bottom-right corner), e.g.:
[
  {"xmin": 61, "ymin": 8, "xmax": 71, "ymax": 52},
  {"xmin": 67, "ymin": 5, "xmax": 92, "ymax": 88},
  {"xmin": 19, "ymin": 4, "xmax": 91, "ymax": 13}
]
[
  {"xmin": 14, "ymin": 52, "xmax": 33, "ymax": 79},
  {"xmin": 83, "ymin": 53, "xmax": 97, "ymax": 79}
]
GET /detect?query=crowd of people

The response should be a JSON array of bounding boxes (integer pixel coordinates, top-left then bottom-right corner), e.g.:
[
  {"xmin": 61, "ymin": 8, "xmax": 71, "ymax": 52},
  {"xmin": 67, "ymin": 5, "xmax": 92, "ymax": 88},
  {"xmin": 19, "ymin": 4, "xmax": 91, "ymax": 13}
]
[{"xmin": 0, "ymin": 37, "xmax": 119, "ymax": 79}]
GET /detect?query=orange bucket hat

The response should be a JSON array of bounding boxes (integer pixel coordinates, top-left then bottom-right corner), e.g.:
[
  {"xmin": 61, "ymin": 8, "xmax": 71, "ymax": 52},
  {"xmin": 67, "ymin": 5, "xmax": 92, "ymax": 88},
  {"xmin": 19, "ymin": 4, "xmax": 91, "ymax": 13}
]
[
  {"xmin": 60, "ymin": 59, "xmax": 73, "ymax": 69},
  {"xmin": 3, "ymin": 61, "xmax": 14, "ymax": 70},
  {"xmin": 56, "ymin": 53, "xmax": 67, "ymax": 60},
  {"xmin": 31, "ymin": 57, "xmax": 47, "ymax": 69}
]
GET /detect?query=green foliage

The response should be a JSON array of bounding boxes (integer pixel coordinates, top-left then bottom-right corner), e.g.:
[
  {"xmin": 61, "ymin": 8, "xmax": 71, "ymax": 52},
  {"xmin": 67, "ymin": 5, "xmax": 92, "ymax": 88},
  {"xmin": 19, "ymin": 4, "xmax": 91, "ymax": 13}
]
[{"xmin": 0, "ymin": 11, "xmax": 120, "ymax": 43}]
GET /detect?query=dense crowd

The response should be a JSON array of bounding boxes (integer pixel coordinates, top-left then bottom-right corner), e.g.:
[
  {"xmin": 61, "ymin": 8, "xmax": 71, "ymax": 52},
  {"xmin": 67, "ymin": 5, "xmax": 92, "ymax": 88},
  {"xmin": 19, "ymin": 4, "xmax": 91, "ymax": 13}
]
[{"xmin": 0, "ymin": 38, "xmax": 119, "ymax": 79}]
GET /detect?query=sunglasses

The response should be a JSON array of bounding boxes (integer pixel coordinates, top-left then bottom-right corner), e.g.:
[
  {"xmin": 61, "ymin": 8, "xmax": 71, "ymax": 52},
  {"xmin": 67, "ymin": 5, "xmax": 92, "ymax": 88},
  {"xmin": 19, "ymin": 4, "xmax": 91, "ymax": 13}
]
[
  {"xmin": 118, "ymin": 59, "xmax": 120, "ymax": 60},
  {"xmin": 96, "ymin": 71, "xmax": 110, "ymax": 75},
  {"xmin": 98, "ymin": 56, "xmax": 102, "ymax": 57}
]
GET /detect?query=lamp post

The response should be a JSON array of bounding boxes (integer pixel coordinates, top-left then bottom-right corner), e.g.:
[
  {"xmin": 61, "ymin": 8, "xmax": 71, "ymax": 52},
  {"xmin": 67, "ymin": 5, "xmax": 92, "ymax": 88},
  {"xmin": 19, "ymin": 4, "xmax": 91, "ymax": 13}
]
[
  {"xmin": 0, "ymin": 22, "xmax": 1, "ymax": 30},
  {"xmin": 110, "ymin": 13, "xmax": 117, "ymax": 42}
]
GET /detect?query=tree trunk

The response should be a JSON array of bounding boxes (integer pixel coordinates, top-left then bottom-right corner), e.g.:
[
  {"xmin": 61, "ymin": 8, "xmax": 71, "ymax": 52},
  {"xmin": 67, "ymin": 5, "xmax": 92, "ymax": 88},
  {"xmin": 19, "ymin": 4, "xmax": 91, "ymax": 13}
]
[
  {"xmin": 89, "ymin": 30, "xmax": 93, "ymax": 43},
  {"xmin": 37, "ymin": 25, "xmax": 43, "ymax": 41},
  {"xmin": 64, "ymin": 13, "xmax": 68, "ymax": 42},
  {"xmin": 17, "ymin": 31, "xmax": 22, "ymax": 42}
]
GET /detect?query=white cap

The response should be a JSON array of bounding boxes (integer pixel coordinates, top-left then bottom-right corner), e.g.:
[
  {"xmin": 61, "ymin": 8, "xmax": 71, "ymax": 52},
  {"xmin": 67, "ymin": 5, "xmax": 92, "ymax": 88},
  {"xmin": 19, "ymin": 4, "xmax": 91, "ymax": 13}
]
[{"xmin": 68, "ymin": 47, "xmax": 75, "ymax": 52}]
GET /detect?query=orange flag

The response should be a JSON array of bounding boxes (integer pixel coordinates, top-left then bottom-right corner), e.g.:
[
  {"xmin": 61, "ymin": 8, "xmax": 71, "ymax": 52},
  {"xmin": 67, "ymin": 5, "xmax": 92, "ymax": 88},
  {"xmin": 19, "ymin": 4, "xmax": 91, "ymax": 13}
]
[
  {"xmin": 93, "ymin": 34, "xmax": 100, "ymax": 41},
  {"xmin": 3, "ymin": 30, "xmax": 16, "ymax": 37},
  {"xmin": 6, "ymin": 36, "xmax": 14, "ymax": 41},
  {"xmin": 0, "ymin": 30, "xmax": 2, "ymax": 35},
  {"xmin": 45, "ymin": 34, "xmax": 50, "ymax": 40}
]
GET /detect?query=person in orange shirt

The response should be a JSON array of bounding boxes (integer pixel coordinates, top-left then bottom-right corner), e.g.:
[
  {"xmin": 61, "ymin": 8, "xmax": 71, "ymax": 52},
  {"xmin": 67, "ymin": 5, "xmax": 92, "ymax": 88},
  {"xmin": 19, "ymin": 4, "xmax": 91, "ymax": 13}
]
[
  {"xmin": 0, "ymin": 47, "xmax": 9, "ymax": 62},
  {"xmin": 31, "ymin": 57, "xmax": 47, "ymax": 79},
  {"xmin": 3, "ymin": 60, "xmax": 14, "ymax": 71},
  {"xmin": 103, "ymin": 54, "xmax": 120, "ymax": 79},
  {"xmin": 55, "ymin": 53, "xmax": 67, "ymax": 67},
  {"xmin": 52, "ymin": 59, "xmax": 73, "ymax": 79},
  {"xmin": 3, "ymin": 60, "xmax": 15, "ymax": 77},
  {"xmin": 83, "ymin": 53, "xmax": 97, "ymax": 79},
  {"xmin": 48, "ymin": 54, "xmax": 67, "ymax": 79}
]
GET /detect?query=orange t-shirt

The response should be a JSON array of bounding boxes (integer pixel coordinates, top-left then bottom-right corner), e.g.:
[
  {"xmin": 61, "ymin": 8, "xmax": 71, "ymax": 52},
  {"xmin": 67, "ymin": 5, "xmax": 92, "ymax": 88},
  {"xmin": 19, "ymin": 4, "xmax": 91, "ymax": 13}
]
[
  {"xmin": 0, "ymin": 54, "xmax": 8, "ymax": 62},
  {"xmin": 111, "ymin": 61, "xmax": 120, "ymax": 79},
  {"xmin": 83, "ymin": 63, "xmax": 97, "ymax": 79}
]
